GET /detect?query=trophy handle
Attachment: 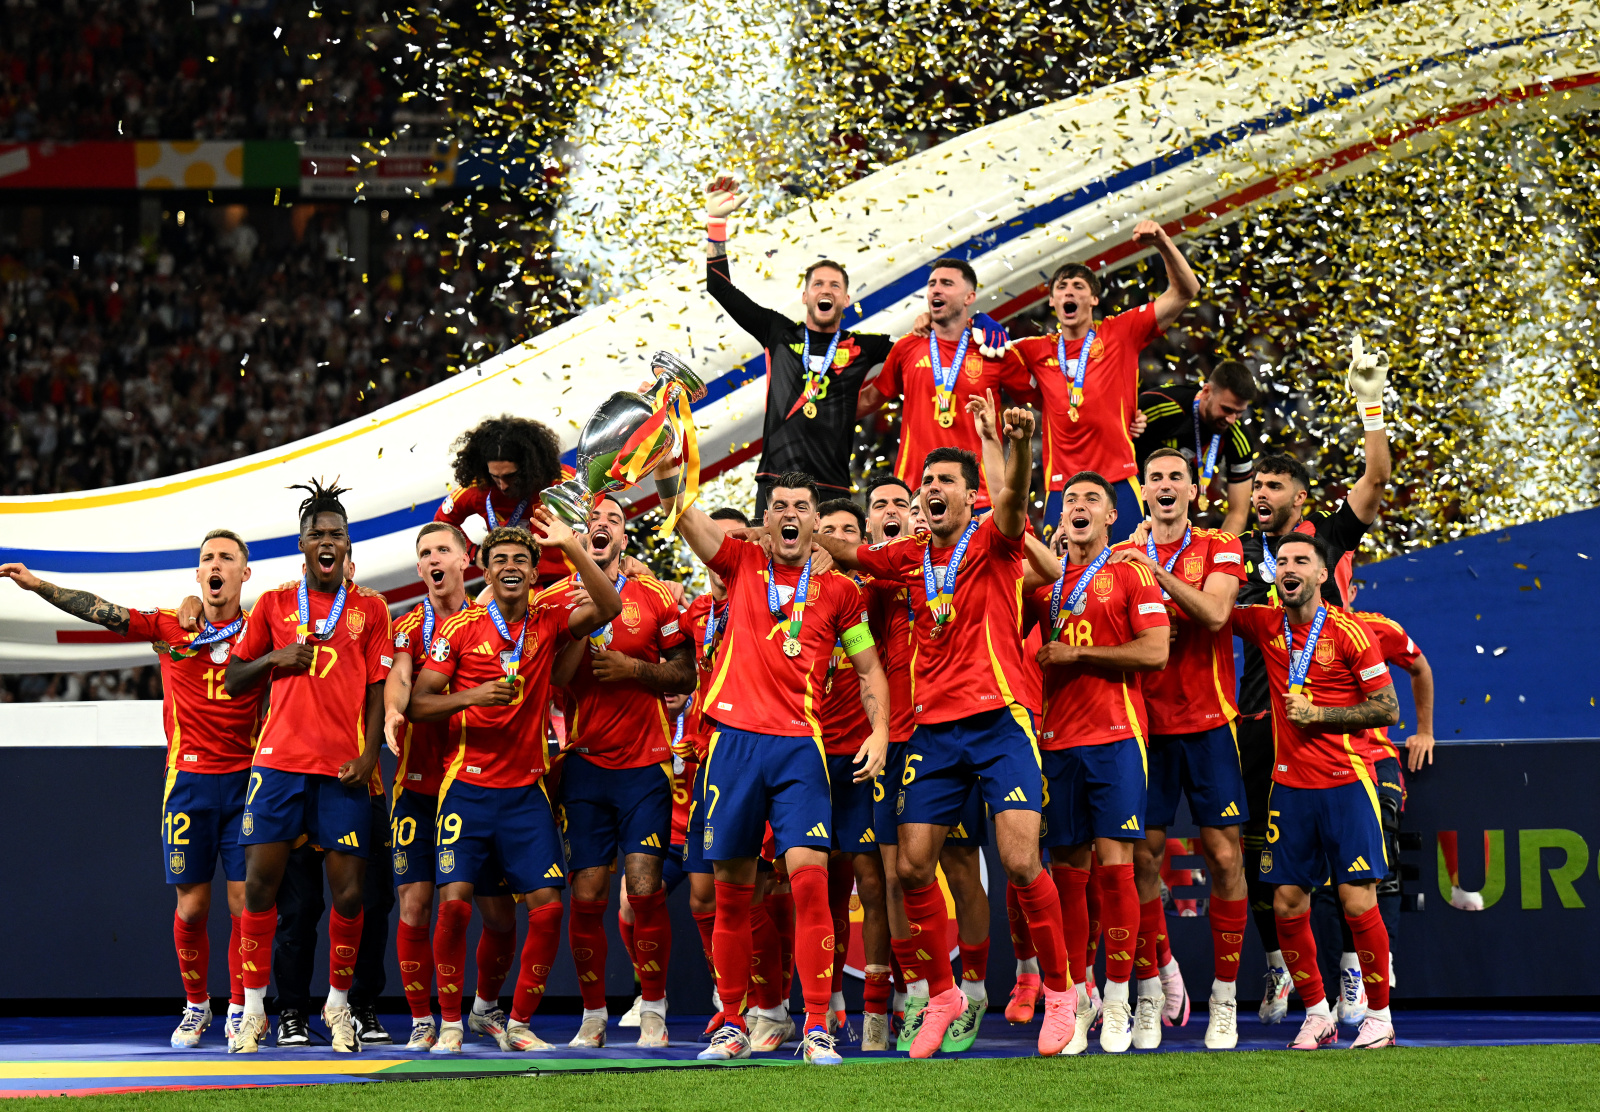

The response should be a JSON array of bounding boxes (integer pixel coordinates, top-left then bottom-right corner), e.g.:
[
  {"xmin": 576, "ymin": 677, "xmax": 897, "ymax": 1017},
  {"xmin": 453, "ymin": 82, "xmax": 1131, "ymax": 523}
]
[{"xmin": 649, "ymin": 351, "xmax": 707, "ymax": 404}]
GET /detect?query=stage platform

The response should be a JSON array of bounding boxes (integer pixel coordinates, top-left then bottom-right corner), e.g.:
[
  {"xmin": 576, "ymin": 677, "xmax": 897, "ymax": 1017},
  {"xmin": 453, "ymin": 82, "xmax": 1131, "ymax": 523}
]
[{"xmin": 3, "ymin": 1010, "xmax": 1599, "ymax": 1097}]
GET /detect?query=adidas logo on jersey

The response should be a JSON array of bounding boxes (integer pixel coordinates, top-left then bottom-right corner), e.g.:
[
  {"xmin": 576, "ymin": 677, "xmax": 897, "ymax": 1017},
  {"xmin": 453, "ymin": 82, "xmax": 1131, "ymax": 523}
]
[
  {"xmin": 1220, "ymin": 801, "xmax": 1240, "ymax": 818},
  {"xmin": 1348, "ymin": 856, "xmax": 1371, "ymax": 872},
  {"xmin": 640, "ymin": 833, "xmax": 663, "ymax": 848},
  {"xmin": 544, "ymin": 864, "xmax": 564, "ymax": 879},
  {"xmin": 1121, "ymin": 816, "xmax": 1140, "ymax": 832},
  {"xmin": 473, "ymin": 641, "xmax": 495, "ymax": 655},
  {"xmin": 337, "ymin": 832, "xmax": 360, "ymax": 848},
  {"xmin": 952, "ymin": 824, "xmax": 969, "ymax": 839},
  {"xmin": 807, "ymin": 823, "xmax": 829, "ymax": 838},
  {"xmin": 1004, "ymin": 787, "xmax": 1028, "ymax": 803},
  {"xmin": 862, "ymin": 828, "xmax": 875, "ymax": 843}
]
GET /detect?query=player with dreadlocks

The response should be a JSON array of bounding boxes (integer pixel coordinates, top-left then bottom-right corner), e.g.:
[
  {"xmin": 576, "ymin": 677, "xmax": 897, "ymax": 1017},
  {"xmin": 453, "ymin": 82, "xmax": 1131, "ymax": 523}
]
[
  {"xmin": 435, "ymin": 415, "xmax": 574, "ymax": 583},
  {"xmin": 225, "ymin": 479, "xmax": 395, "ymax": 1054}
]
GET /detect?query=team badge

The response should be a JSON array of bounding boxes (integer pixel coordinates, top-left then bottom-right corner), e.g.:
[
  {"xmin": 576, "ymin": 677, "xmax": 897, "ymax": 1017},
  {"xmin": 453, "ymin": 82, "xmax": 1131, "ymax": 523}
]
[
  {"xmin": 896, "ymin": 791, "xmax": 906, "ymax": 816},
  {"xmin": 1089, "ymin": 339, "xmax": 1105, "ymax": 359},
  {"xmin": 703, "ymin": 825, "xmax": 714, "ymax": 851},
  {"xmin": 346, "ymin": 610, "xmax": 365, "ymax": 635},
  {"xmin": 621, "ymin": 600, "xmax": 642, "ymax": 628},
  {"xmin": 1260, "ymin": 850, "xmax": 1273, "ymax": 873},
  {"xmin": 1315, "ymin": 638, "xmax": 1336, "ymax": 665},
  {"xmin": 1182, "ymin": 555, "xmax": 1204, "ymax": 581},
  {"xmin": 209, "ymin": 642, "xmax": 230, "ymax": 664},
  {"xmin": 438, "ymin": 848, "xmax": 456, "ymax": 873},
  {"xmin": 1093, "ymin": 571, "xmax": 1115, "ymax": 598},
  {"xmin": 393, "ymin": 851, "xmax": 408, "ymax": 874},
  {"xmin": 241, "ymin": 813, "xmax": 254, "ymax": 836},
  {"xmin": 963, "ymin": 355, "xmax": 983, "ymax": 381},
  {"xmin": 168, "ymin": 851, "xmax": 186, "ymax": 874},
  {"xmin": 429, "ymin": 636, "xmax": 451, "ymax": 663}
]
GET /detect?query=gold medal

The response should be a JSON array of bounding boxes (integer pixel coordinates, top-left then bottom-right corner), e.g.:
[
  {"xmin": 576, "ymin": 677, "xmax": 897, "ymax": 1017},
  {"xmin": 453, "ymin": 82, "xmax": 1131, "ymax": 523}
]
[
  {"xmin": 937, "ymin": 409, "xmax": 955, "ymax": 428},
  {"xmin": 1067, "ymin": 406, "xmax": 1080, "ymax": 423},
  {"xmin": 1198, "ymin": 493, "xmax": 1209, "ymax": 512},
  {"xmin": 782, "ymin": 637, "xmax": 802, "ymax": 658},
  {"xmin": 803, "ymin": 400, "xmax": 818, "ymax": 419}
]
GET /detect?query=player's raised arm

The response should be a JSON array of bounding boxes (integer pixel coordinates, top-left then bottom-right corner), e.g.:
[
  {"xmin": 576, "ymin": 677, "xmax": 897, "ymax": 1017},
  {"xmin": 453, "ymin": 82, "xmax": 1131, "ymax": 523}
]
[
  {"xmin": 652, "ymin": 458, "xmax": 750, "ymax": 566},
  {"xmin": 1401, "ymin": 649, "xmax": 1436, "ymax": 771},
  {"xmin": 533, "ymin": 508, "xmax": 623, "ymax": 638},
  {"xmin": 993, "ymin": 404, "xmax": 1036, "ymax": 539},
  {"xmin": 0, "ymin": 563, "xmax": 132, "ymax": 634},
  {"xmin": 1131, "ymin": 220, "xmax": 1201, "ymax": 331},
  {"xmin": 1343, "ymin": 336, "xmax": 1393, "ymax": 525},
  {"xmin": 703, "ymin": 176, "xmax": 789, "ymax": 341}
]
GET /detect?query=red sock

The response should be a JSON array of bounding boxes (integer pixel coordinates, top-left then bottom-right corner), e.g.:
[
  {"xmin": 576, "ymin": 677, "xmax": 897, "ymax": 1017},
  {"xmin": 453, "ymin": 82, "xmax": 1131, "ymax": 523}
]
[
  {"xmin": 1013, "ymin": 870, "xmax": 1069, "ymax": 993},
  {"xmin": 890, "ymin": 951, "xmax": 907, "ymax": 996},
  {"xmin": 901, "ymin": 882, "xmax": 953, "ymax": 995},
  {"xmin": 1052, "ymin": 864, "xmax": 1090, "ymax": 987},
  {"xmin": 327, "ymin": 908, "xmax": 362, "ymax": 993},
  {"xmin": 630, "ymin": 887, "xmax": 672, "ymax": 1004},
  {"xmin": 1006, "ymin": 881, "xmax": 1037, "ymax": 961},
  {"xmin": 434, "ymin": 900, "xmax": 472, "ymax": 1023},
  {"xmin": 788, "ymin": 864, "xmax": 837, "ymax": 1029},
  {"xmin": 228, "ymin": 914, "xmax": 244, "ymax": 1007},
  {"xmin": 958, "ymin": 937, "xmax": 990, "ymax": 990},
  {"xmin": 173, "ymin": 911, "xmax": 210, "ymax": 1005},
  {"xmin": 692, "ymin": 910, "xmax": 717, "ymax": 979},
  {"xmin": 510, "ymin": 901, "xmax": 564, "ymax": 1023},
  {"xmin": 712, "ymin": 881, "xmax": 755, "ymax": 1029},
  {"xmin": 748, "ymin": 902, "xmax": 782, "ymax": 1009},
  {"xmin": 475, "ymin": 924, "xmax": 517, "ymax": 1003},
  {"xmin": 1276, "ymin": 911, "xmax": 1325, "ymax": 1007},
  {"xmin": 1208, "ymin": 897, "xmax": 1248, "ymax": 983},
  {"xmin": 618, "ymin": 905, "xmax": 639, "ymax": 981},
  {"xmin": 1098, "ymin": 863, "xmax": 1138, "ymax": 986},
  {"xmin": 863, "ymin": 966, "xmax": 892, "ymax": 1014},
  {"xmin": 1086, "ymin": 863, "xmax": 1104, "ymax": 966},
  {"xmin": 1156, "ymin": 919, "xmax": 1174, "ymax": 968},
  {"xmin": 827, "ymin": 857, "xmax": 855, "ymax": 998},
  {"xmin": 238, "ymin": 907, "xmax": 275, "ymax": 994},
  {"xmin": 567, "ymin": 898, "xmax": 609, "ymax": 1011},
  {"xmin": 1438, "ymin": 830, "xmax": 1460, "ymax": 887},
  {"xmin": 770, "ymin": 888, "xmax": 796, "ymax": 1002},
  {"xmin": 396, "ymin": 920, "xmax": 434, "ymax": 1019},
  {"xmin": 1135, "ymin": 896, "xmax": 1164, "ymax": 983},
  {"xmin": 1345, "ymin": 906, "xmax": 1392, "ymax": 1010}
]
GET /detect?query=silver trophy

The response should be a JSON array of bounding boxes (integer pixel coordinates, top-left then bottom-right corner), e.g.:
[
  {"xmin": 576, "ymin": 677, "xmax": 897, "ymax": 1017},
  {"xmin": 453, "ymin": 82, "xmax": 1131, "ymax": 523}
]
[{"xmin": 540, "ymin": 352, "xmax": 707, "ymax": 527}]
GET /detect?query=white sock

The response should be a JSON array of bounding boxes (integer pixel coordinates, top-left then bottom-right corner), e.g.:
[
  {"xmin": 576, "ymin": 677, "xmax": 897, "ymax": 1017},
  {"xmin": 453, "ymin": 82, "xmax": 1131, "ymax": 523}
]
[
  {"xmin": 960, "ymin": 979, "xmax": 987, "ymax": 1003},
  {"xmin": 1075, "ymin": 982, "xmax": 1090, "ymax": 1007},
  {"xmin": 1369, "ymin": 1005, "xmax": 1391, "ymax": 1023},
  {"xmin": 1160, "ymin": 957, "xmax": 1181, "ymax": 978},
  {"xmin": 712, "ymin": 989, "xmax": 724, "ymax": 1012},
  {"xmin": 442, "ymin": 1019, "xmax": 464, "ymax": 1032},
  {"xmin": 1306, "ymin": 999, "xmax": 1332, "ymax": 1019},
  {"xmin": 1340, "ymin": 951, "xmax": 1360, "ymax": 971},
  {"xmin": 1389, "ymin": 952, "xmax": 1397, "ymax": 989},
  {"xmin": 907, "ymin": 979, "xmax": 929, "ymax": 999},
  {"xmin": 472, "ymin": 996, "xmax": 498, "ymax": 1015},
  {"xmin": 1136, "ymin": 976, "xmax": 1162, "ymax": 1000},
  {"xmin": 640, "ymin": 998, "xmax": 667, "ymax": 1018},
  {"xmin": 1211, "ymin": 978, "xmax": 1237, "ymax": 1003},
  {"xmin": 1017, "ymin": 956, "xmax": 1040, "ymax": 976},
  {"xmin": 892, "ymin": 990, "xmax": 907, "ymax": 1012},
  {"xmin": 1104, "ymin": 979, "xmax": 1130, "ymax": 1005},
  {"xmin": 325, "ymin": 987, "xmax": 348, "ymax": 1009},
  {"xmin": 830, "ymin": 991, "xmax": 846, "ymax": 1012},
  {"xmin": 582, "ymin": 1007, "xmax": 608, "ymax": 1022},
  {"xmin": 244, "ymin": 986, "xmax": 266, "ymax": 1017},
  {"xmin": 754, "ymin": 1004, "xmax": 786, "ymax": 1021},
  {"xmin": 1267, "ymin": 948, "xmax": 1286, "ymax": 971},
  {"xmin": 228, "ymin": 1002, "xmax": 245, "ymax": 1017}
]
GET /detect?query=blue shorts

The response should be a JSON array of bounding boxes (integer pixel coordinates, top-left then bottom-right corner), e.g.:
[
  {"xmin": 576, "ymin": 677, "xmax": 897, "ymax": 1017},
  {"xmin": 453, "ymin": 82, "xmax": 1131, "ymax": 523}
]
[
  {"xmin": 702, "ymin": 728, "xmax": 831, "ymax": 861},
  {"xmin": 1044, "ymin": 478, "xmax": 1144, "ymax": 543},
  {"xmin": 1260, "ymin": 780, "xmax": 1387, "ymax": 889},
  {"xmin": 240, "ymin": 768, "xmax": 371, "ymax": 858},
  {"xmin": 389, "ymin": 787, "xmax": 438, "ymax": 885},
  {"xmin": 684, "ymin": 762, "xmax": 711, "ymax": 875},
  {"xmin": 662, "ymin": 850, "xmax": 687, "ymax": 894},
  {"xmin": 1146, "ymin": 725, "xmax": 1249, "ymax": 829},
  {"xmin": 1040, "ymin": 738, "xmax": 1148, "ymax": 848},
  {"xmin": 1373, "ymin": 756, "xmax": 1404, "ymax": 816},
  {"xmin": 162, "ymin": 769, "xmax": 250, "ymax": 885},
  {"xmin": 558, "ymin": 754, "xmax": 673, "ymax": 871},
  {"xmin": 896, "ymin": 706, "xmax": 1041, "ymax": 829},
  {"xmin": 828, "ymin": 754, "xmax": 880, "ymax": 853},
  {"xmin": 436, "ymin": 779, "xmax": 566, "ymax": 894},
  {"xmin": 872, "ymin": 741, "xmax": 985, "ymax": 848}
]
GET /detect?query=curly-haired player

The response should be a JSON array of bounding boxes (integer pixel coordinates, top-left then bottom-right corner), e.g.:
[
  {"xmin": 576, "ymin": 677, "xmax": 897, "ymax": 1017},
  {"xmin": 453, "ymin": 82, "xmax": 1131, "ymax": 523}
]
[{"xmin": 435, "ymin": 415, "xmax": 572, "ymax": 581}]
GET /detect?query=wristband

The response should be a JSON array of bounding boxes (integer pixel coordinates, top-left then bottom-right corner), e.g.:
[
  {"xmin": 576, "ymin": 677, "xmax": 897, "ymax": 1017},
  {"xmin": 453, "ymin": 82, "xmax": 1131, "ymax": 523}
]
[
  {"xmin": 656, "ymin": 474, "xmax": 682, "ymax": 500},
  {"xmin": 706, "ymin": 218, "xmax": 728, "ymax": 242},
  {"xmin": 1359, "ymin": 402, "xmax": 1385, "ymax": 431}
]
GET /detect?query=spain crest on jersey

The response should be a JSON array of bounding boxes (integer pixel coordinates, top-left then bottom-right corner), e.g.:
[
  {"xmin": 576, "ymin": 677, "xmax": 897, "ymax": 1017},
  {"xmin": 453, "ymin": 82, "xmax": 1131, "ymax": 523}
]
[
  {"xmin": 346, "ymin": 610, "xmax": 365, "ymax": 636},
  {"xmin": 438, "ymin": 848, "xmax": 456, "ymax": 874},
  {"xmin": 1182, "ymin": 554, "xmax": 1205, "ymax": 582},
  {"xmin": 393, "ymin": 851, "xmax": 408, "ymax": 875},
  {"xmin": 621, "ymin": 599, "xmax": 642, "ymax": 629},
  {"xmin": 169, "ymin": 851, "xmax": 185, "ymax": 874},
  {"xmin": 241, "ymin": 812, "xmax": 255, "ymax": 836},
  {"xmin": 1093, "ymin": 571, "xmax": 1115, "ymax": 598},
  {"xmin": 1315, "ymin": 638, "xmax": 1336, "ymax": 665}
]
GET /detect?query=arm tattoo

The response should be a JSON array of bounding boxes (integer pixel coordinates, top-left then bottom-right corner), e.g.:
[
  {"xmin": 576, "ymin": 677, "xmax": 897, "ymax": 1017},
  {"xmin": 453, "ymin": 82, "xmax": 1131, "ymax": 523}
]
[
  {"xmin": 632, "ymin": 641, "xmax": 697, "ymax": 695},
  {"xmin": 859, "ymin": 689, "xmax": 886, "ymax": 732},
  {"xmin": 1317, "ymin": 688, "xmax": 1399, "ymax": 728},
  {"xmin": 34, "ymin": 580, "xmax": 131, "ymax": 635}
]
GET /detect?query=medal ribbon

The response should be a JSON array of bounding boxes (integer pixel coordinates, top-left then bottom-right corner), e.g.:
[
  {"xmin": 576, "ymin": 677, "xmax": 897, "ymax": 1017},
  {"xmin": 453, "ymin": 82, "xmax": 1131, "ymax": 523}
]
[
  {"xmin": 296, "ymin": 576, "xmax": 348, "ymax": 642},
  {"xmin": 1260, "ymin": 536, "xmax": 1279, "ymax": 585},
  {"xmin": 486, "ymin": 598, "xmax": 530, "ymax": 677},
  {"xmin": 701, "ymin": 599, "xmax": 727, "ymax": 669},
  {"xmin": 922, "ymin": 517, "xmax": 980, "ymax": 629},
  {"xmin": 785, "ymin": 328, "xmax": 844, "ymax": 419},
  {"xmin": 1282, "ymin": 604, "xmax": 1328, "ymax": 694},
  {"xmin": 167, "ymin": 614, "xmax": 245, "ymax": 661},
  {"xmin": 767, "ymin": 557, "xmax": 814, "ymax": 652},
  {"xmin": 421, "ymin": 595, "xmax": 469, "ymax": 652},
  {"xmin": 928, "ymin": 329, "xmax": 972, "ymax": 418},
  {"xmin": 1049, "ymin": 545, "xmax": 1113, "ymax": 640},
  {"xmin": 485, "ymin": 490, "xmax": 529, "ymax": 532},
  {"xmin": 587, "ymin": 573, "xmax": 629, "ymax": 650},
  {"xmin": 1145, "ymin": 525, "xmax": 1192, "ymax": 601},
  {"xmin": 1193, "ymin": 404, "xmax": 1221, "ymax": 491},
  {"xmin": 1056, "ymin": 328, "xmax": 1097, "ymax": 409}
]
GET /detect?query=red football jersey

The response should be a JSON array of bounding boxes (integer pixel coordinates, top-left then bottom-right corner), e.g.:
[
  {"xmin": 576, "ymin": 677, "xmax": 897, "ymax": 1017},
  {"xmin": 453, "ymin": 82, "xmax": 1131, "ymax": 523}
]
[
  {"xmin": 819, "ymin": 575, "xmax": 877, "ymax": 757},
  {"xmin": 422, "ymin": 589, "xmax": 578, "ymax": 790},
  {"xmin": 125, "ymin": 608, "xmax": 262, "ymax": 775},
  {"xmin": 435, "ymin": 482, "xmax": 573, "ymax": 583},
  {"xmin": 853, "ymin": 514, "xmax": 1039, "ymax": 726},
  {"xmin": 1024, "ymin": 560, "xmax": 1168, "ymax": 750},
  {"xmin": 680, "ymin": 592, "xmax": 722, "ymax": 761},
  {"xmin": 1232, "ymin": 605, "xmax": 1392, "ymax": 790},
  {"xmin": 1012, "ymin": 303, "xmax": 1161, "ymax": 489},
  {"xmin": 863, "ymin": 577, "xmax": 915, "ymax": 744},
  {"xmin": 871, "ymin": 332, "xmax": 1037, "ymax": 506},
  {"xmin": 1114, "ymin": 530, "xmax": 1247, "ymax": 735},
  {"xmin": 390, "ymin": 600, "xmax": 467, "ymax": 797},
  {"xmin": 231, "ymin": 583, "xmax": 393, "ymax": 778},
  {"xmin": 1353, "ymin": 609, "xmax": 1421, "ymax": 762},
  {"xmin": 560, "ymin": 574, "xmax": 685, "ymax": 770},
  {"xmin": 700, "ymin": 535, "xmax": 869, "ymax": 739}
]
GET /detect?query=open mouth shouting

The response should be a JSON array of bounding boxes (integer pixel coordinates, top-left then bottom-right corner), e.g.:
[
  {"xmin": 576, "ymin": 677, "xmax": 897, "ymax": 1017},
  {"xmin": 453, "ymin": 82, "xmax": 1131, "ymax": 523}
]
[
  {"xmin": 1068, "ymin": 510, "xmax": 1092, "ymax": 533},
  {"xmin": 206, "ymin": 571, "xmax": 225, "ymax": 597},
  {"xmin": 883, "ymin": 519, "xmax": 902, "ymax": 539},
  {"xmin": 1155, "ymin": 491, "xmax": 1179, "ymax": 511},
  {"xmin": 429, "ymin": 567, "xmax": 446, "ymax": 588},
  {"xmin": 315, "ymin": 549, "xmax": 338, "ymax": 577},
  {"xmin": 929, "ymin": 291, "xmax": 948, "ymax": 315},
  {"xmin": 1254, "ymin": 500, "xmax": 1276, "ymax": 526},
  {"xmin": 779, "ymin": 523, "xmax": 801, "ymax": 545},
  {"xmin": 1060, "ymin": 300, "xmax": 1080, "ymax": 320},
  {"xmin": 816, "ymin": 296, "xmax": 835, "ymax": 315},
  {"xmin": 1278, "ymin": 570, "xmax": 1304, "ymax": 598},
  {"xmin": 925, "ymin": 492, "xmax": 949, "ymax": 523},
  {"xmin": 589, "ymin": 526, "xmax": 613, "ymax": 558}
]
